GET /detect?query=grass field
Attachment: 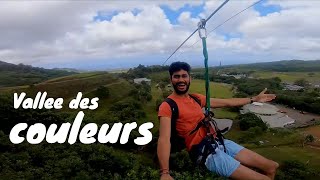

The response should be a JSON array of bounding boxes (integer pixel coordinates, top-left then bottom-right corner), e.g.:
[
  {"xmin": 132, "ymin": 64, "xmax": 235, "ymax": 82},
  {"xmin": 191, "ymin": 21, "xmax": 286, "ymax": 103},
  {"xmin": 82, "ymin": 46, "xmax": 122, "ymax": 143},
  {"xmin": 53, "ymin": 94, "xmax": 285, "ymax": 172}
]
[
  {"xmin": 43, "ymin": 71, "xmax": 107, "ymax": 83},
  {"xmin": 301, "ymin": 125, "xmax": 320, "ymax": 138},
  {"xmin": 190, "ymin": 79, "xmax": 234, "ymax": 98},
  {"xmin": 1, "ymin": 72, "xmax": 118, "ymax": 99},
  {"xmin": 254, "ymin": 146, "xmax": 320, "ymax": 170},
  {"xmin": 226, "ymin": 125, "xmax": 320, "ymax": 170},
  {"xmin": 253, "ymin": 71, "xmax": 320, "ymax": 83},
  {"xmin": 190, "ymin": 79, "xmax": 238, "ymax": 119}
]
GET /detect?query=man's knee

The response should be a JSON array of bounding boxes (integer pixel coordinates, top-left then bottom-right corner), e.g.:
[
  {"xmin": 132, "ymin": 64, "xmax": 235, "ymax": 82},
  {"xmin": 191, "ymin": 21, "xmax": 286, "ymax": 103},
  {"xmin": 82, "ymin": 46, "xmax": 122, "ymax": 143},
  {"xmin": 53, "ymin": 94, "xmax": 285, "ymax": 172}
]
[
  {"xmin": 266, "ymin": 160, "xmax": 279, "ymax": 174},
  {"xmin": 205, "ymin": 150, "xmax": 240, "ymax": 177}
]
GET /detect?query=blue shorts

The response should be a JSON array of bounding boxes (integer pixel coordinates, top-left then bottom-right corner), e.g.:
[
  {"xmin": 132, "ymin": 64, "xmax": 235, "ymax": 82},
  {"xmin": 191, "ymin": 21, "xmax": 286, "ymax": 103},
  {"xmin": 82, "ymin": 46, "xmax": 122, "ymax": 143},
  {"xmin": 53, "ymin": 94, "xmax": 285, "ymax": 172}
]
[{"xmin": 205, "ymin": 139, "xmax": 244, "ymax": 177}]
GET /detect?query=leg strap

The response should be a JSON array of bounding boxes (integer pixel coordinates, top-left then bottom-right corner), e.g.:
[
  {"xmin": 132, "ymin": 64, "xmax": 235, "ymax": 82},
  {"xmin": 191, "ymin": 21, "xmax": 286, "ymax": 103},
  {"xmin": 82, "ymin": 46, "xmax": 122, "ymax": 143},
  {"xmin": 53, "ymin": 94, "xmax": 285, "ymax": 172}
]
[{"xmin": 189, "ymin": 136, "xmax": 218, "ymax": 166}]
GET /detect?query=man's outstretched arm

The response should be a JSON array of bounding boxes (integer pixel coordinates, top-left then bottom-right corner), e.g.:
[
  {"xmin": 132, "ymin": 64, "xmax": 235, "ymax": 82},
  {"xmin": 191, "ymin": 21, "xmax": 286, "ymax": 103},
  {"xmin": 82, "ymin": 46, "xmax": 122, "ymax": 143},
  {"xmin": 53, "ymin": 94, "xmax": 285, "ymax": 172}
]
[
  {"xmin": 157, "ymin": 116, "xmax": 174, "ymax": 180},
  {"xmin": 209, "ymin": 88, "xmax": 276, "ymax": 108}
]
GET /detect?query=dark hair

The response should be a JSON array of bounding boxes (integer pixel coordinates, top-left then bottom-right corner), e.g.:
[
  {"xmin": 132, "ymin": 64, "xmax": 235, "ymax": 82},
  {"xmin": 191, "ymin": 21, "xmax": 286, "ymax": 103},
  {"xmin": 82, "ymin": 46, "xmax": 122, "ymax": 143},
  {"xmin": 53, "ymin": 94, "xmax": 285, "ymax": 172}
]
[{"xmin": 169, "ymin": 61, "xmax": 191, "ymax": 76}]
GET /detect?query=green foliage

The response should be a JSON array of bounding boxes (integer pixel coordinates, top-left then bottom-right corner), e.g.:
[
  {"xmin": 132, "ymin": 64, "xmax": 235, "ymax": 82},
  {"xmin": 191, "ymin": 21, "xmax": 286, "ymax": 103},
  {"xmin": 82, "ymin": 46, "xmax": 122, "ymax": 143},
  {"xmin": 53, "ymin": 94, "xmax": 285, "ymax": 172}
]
[
  {"xmin": 216, "ymin": 60, "xmax": 320, "ymax": 72},
  {"xmin": 0, "ymin": 137, "xmax": 160, "ymax": 179},
  {"xmin": 193, "ymin": 73, "xmax": 236, "ymax": 85},
  {"xmin": 2, "ymin": 61, "xmax": 320, "ymax": 179},
  {"xmin": 170, "ymin": 151, "xmax": 194, "ymax": 170},
  {"xmin": 234, "ymin": 91, "xmax": 249, "ymax": 98},
  {"xmin": 195, "ymin": 65, "xmax": 320, "ymax": 115},
  {"xmin": 237, "ymin": 113, "xmax": 268, "ymax": 131},
  {"xmin": 129, "ymin": 83, "xmax": 152, "ymax": 102},
  {"xmin": 155, "ymin": 98, "xmax": 163, "ymax": 111},
  {"xmin": 268, "ymin": 128, "xmax": 294, "ymax": 136},
  {"xmin": 0, "ymin": 94, "xmax": 67, "ymax": 134},
  {"xmin": 305, "ymin": 134, "xmax": 315, "ymax": 143},
  {"xmin": 294, "ymin": 78, "xmax": 309, "ymax": 87},
  {"xmin": 124, "ymin": 64, "xmax": 169, "ymax": 79},
  {"xmin": 276, "ymin": 160, "xmax": 320, "ymax": 180},
  {"xmin": 0, "ymin": 60, "xmax": 76, "ymax": 87},
  {"xmin": 276, "ymin": 90, "xmax": 320, "ymax": 114},
  {"xmin": 109, "ymin": 99, "xmax": 146, "ymax": 123},
  {"xmin": 238, "ymin": 126, "xmax": 264, "ymax": 143},
  {"xmin": 158, "ymin": 82, "xmax": 166, "ymax": 90},
  {"xmin": 234, "ymin": 77, "xmax": 282, "ymax": 95},
  {"xmin": 167, "ymin": 151, "xmax": 222, "ymax": 179},
  {"xmin": 94, "ymin": 85, "xmax": 110, "ymax": 98},
  {"xmin": 162, "ymin": 90, "xmax": 172, "ymax": 99}
]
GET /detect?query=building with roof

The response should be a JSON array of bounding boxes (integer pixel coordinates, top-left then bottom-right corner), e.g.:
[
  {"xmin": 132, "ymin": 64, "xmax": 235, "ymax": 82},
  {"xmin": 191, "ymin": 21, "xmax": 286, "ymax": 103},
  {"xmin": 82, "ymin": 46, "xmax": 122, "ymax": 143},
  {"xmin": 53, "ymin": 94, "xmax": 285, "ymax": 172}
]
[
  {"xmin": 133, "ymin": 78, "xmax": 151, "ymax": 85},
  {"xmin": 220, "ymin": 73, "xmax": 246, "ymax": 79},
  {"xmin": 240, "ymin": 102, "xmax": 295, "ymax": 128},
  {"xmin": 283, "ymin": 83, "xmax": 304, "ymax": 91}
]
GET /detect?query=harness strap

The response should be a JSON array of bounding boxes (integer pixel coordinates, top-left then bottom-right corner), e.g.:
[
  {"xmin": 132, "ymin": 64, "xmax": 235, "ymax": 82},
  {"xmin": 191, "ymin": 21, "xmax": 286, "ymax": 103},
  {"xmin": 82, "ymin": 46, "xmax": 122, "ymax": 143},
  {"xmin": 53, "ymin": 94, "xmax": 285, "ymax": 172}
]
[
  {"xmin": 189, "ymin": 120, "xmax": 204, "ymax": 135},
  {"xmin": 189, "ymin": 115, "xmax": 228, "ymax": 165}
]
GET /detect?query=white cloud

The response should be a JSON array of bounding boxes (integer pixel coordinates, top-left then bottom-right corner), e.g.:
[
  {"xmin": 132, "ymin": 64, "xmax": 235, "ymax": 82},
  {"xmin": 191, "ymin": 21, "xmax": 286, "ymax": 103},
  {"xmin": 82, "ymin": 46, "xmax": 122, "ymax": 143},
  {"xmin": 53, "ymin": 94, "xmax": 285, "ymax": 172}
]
[{"xmin": 0, "ymin": 0, "xmax": 319, "ymax": 69}]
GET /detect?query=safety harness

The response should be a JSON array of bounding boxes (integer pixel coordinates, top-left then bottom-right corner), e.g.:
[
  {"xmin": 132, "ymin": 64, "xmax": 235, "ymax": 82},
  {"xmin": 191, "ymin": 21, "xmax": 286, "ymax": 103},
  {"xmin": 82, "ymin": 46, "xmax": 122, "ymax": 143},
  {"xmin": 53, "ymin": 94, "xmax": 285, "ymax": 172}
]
[{"xmin": 189, "ymin": 111, "xmax": 228, "ymax": 166}]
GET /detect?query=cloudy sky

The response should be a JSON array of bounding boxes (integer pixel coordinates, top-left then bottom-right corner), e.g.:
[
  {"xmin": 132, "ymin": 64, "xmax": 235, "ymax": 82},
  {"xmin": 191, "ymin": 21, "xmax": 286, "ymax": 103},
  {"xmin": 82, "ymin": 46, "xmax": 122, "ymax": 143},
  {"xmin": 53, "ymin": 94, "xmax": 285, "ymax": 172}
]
[{"xmin": 0, "ymin": 0, "xmax": 319, "ymax": 70}]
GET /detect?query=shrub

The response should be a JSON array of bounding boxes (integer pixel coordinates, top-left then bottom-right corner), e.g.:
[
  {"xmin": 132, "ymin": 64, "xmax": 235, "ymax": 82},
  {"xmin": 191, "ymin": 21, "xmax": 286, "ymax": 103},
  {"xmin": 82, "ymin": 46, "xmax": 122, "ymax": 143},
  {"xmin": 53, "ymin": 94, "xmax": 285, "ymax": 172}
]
[
  {"xmin": 276, "ymin": 160, "xmax": 320, "ymax": 180},
  {"xmin": 237, "ymin": 113, "xmax": 267, "ymax": 131},
  {"xmin": 155, "ymin": 98, "xmax": 163, "ymax": 111},
  {"xmin": 305, "ymin": 134, "xmax": 315, "ymax": 143},
  {"xmin": 94, "ymin": 86, "xmax": 110, "ymax": 98}
]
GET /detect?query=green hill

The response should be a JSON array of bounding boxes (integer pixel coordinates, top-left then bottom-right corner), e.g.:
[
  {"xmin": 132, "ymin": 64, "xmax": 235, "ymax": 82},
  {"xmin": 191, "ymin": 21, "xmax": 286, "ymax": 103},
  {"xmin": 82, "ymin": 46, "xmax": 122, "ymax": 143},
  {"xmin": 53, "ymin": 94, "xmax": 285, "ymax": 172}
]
[
  {"xmin": 0, "ymin": 60, "xmax": 76, "ymax": 87},
  {"xmin": 216, "ymin": 60, "xmax": 320, "ymax": 72},
  {"xmin": 0, "ymin": 71, "xmax": 130, "ymax": 100},
  {"xmin": 1, "ymin": 65, "xmax": 320, "ymax": 179}
]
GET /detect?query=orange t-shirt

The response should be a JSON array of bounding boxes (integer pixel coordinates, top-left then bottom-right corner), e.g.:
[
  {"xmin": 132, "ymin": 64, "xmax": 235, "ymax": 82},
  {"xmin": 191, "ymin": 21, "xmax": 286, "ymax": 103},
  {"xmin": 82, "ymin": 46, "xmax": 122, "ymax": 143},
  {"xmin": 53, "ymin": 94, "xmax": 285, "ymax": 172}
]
[{"xmin": 158, "ymin": 93, "xmax": 209, "ymax": 151}]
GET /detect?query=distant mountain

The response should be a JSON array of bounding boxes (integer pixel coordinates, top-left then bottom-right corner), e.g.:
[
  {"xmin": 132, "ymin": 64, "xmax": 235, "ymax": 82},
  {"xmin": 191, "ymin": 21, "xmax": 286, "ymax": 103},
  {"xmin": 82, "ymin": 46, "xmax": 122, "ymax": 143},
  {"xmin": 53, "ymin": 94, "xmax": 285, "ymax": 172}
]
[
  {"xmin": 0, "ymin": 61, "xmax": 76, "ymax": 87},
  {"xmin": 52, "ymin": 67, "xmax": 85, "ymax": 73},
  {"xmin": 216, "ymin": 60, "xmax": 320, "ymax": 72}
]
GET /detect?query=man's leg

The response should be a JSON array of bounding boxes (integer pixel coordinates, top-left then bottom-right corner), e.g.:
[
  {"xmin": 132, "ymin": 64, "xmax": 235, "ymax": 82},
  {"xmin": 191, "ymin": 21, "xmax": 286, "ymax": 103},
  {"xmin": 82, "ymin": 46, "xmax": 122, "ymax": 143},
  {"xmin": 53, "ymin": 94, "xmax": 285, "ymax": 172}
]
[
  {"xmin": 234, "ymin": 148, "xmax": 279, "ymax": 180},
  {"xmin": 230, "ymin": 164, "xmax": 270, "ymax": 180},
  {"xmin": 205, "ymin": 148, "xmax": 270, "ymax": 180},
  {"xmin": 223, "ymin": 139, "xmax": 279, "ymax": 180}
]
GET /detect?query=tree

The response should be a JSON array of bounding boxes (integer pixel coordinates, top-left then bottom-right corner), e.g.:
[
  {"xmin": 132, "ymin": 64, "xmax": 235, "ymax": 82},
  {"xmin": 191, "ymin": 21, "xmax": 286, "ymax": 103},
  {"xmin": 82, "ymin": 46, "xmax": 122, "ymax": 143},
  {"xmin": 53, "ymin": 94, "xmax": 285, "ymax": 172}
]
[
  {"xmin": 294, "ymin": 78, "xmax": 309, "ymax": 87},
  {"xmin": 155, "ymin": 98, "xmax": 163, "ymax": 111},
  {"xmin": 305, "ymin": 134, "xmax": 315, "ymax": 143},
  {"xmin": 308, "ymin": 72, "xmax": 315, "ymax": 76},
  {"xmin": 237, "ymin": 113, "xmax": 267, "ymax": 131},
  {"xmin": 162, "ymin": 90, "xmax": 172, "ymax": 99},
  {"xmin": 158, "ymin": 82, "xmax": 166, "ymax": 90},
  {"xmin": 109, "ymin": 100, "xmax": 146, "ymax": 123},
  {"xmin": 276, "ymin": 160, "xmax": 319, "ymax": 180},
  {"xmin": 94, "ymin": 86, "xmax": 109, "ymax": 98}
]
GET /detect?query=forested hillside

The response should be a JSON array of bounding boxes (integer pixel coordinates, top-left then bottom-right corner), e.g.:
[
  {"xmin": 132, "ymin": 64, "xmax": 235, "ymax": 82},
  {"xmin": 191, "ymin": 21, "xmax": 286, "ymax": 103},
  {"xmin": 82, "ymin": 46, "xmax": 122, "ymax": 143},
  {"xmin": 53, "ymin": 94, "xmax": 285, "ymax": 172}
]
[
  {"xmin": 0, "ymin": 61, "xmax": 76, "ymax": 87},
  {"xmin": 214, "ymin": 60, "xmax": 320, "ymax": 72},
  {"xmin": 1, "ymin": 63, "xmax": 320, "ymax": 179}
]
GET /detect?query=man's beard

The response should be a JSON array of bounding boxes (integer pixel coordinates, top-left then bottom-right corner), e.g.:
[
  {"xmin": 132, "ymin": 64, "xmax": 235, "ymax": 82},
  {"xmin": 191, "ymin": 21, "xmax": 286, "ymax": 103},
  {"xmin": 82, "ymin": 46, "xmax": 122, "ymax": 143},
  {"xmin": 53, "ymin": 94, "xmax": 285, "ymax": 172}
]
[{"xmin": 173, "ymin": 82, "xmax": 190, "ymax": 95}]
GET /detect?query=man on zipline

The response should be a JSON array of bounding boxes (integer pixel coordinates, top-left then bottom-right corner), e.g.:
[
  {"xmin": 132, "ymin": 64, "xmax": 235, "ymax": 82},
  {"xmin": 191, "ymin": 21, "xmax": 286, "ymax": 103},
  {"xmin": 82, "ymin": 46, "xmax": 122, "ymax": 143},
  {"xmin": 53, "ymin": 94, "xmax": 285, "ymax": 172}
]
[{"xmin": 157, "ymin": 61, "xmax": 279, "ymax": 180}]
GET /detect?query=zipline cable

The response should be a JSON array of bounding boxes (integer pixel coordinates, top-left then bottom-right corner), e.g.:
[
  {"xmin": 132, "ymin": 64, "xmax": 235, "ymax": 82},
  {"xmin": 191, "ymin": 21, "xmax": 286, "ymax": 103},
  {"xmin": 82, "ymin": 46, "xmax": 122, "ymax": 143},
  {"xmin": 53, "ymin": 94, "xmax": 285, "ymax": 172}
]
[
  {"xmin": 163, "ymin": 0, "xmax": 229, "ymax": 65},
  {"xmin": 193, "ymin": 0, "xmax": 264, "ymax": 49},
  {"xmin": 205, "ymin": 0, "xmax": 230, "ymax": 23},
  {"xmin": 175, "ymin": 0, "xmax": 264, "ymax": 61}
]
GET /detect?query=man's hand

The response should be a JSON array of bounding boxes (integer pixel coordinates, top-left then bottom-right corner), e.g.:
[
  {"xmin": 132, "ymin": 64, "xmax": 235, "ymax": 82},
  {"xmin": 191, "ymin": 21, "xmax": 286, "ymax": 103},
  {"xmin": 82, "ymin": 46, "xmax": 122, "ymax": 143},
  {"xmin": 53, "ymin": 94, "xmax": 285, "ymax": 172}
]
[
  {"xmin": 160, "ymin": 174, "xmax": 174, "ymax": 180},
  {"xmin": 252, "ymin": 88, "xmax": 276, "ymax": 103}
]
